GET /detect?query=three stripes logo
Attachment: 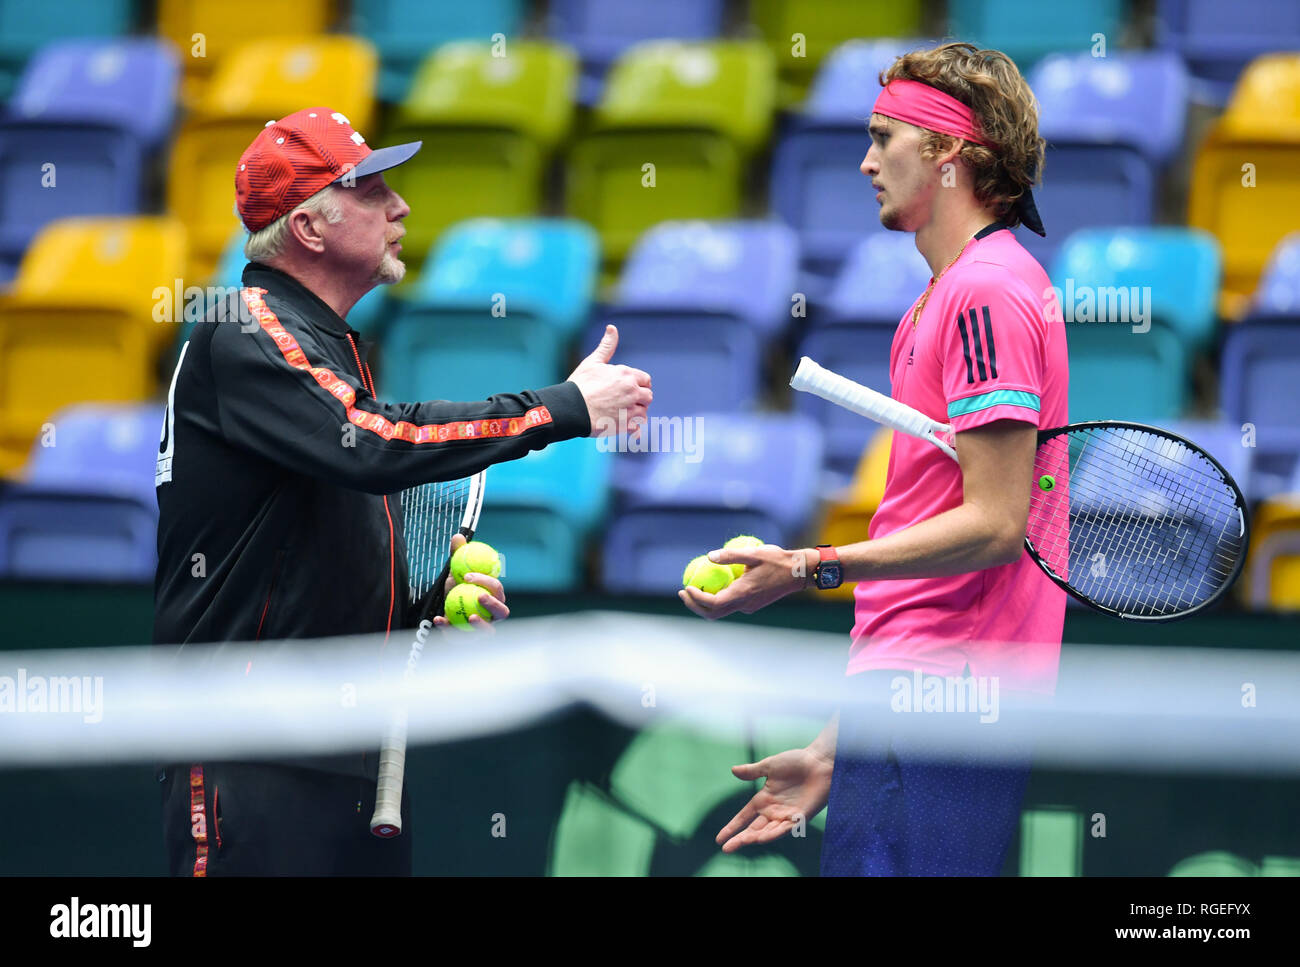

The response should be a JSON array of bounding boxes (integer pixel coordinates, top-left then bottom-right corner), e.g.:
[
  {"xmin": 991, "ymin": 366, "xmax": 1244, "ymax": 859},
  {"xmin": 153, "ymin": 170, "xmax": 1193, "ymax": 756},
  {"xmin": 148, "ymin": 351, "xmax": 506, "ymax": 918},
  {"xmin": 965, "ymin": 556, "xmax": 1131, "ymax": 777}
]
[{"xmin": 957, "ymin": 307, "xmax": 997, "ymax": 384}]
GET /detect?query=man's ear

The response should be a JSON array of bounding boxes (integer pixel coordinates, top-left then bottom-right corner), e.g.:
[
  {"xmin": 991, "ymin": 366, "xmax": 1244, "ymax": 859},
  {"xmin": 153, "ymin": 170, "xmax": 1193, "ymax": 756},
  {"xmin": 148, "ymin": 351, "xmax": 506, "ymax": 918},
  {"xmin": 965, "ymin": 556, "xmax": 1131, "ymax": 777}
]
[{"xmin": 286, "ymin": 208, "xmax": 327, "ymax": 255}]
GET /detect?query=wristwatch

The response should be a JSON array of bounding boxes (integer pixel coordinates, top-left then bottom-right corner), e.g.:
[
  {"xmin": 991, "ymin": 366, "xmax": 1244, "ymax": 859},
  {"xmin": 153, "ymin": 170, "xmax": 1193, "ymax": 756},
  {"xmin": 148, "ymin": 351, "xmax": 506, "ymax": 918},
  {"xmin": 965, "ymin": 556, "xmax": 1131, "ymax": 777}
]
[{"xmin": 811, "ymin": 545, "xmax": 843, "ymax": 590}]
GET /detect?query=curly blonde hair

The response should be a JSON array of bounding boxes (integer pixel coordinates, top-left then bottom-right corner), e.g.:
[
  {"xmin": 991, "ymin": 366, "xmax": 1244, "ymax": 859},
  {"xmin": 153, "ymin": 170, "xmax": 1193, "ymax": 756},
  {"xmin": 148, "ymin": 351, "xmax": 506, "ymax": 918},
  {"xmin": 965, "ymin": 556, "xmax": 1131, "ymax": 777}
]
[{"xmin": 880, "ymin": 42, "xmax": 1045, "ymax": 228}]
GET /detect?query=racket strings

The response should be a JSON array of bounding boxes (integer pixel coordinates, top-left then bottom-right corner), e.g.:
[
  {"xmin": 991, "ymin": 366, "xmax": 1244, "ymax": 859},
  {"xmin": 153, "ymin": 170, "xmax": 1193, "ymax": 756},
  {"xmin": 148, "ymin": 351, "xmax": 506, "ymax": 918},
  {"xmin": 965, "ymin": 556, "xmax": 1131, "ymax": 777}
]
[
  {"xmin": 1027, "ymin": 427, "xmax": 1246, "ymax": 617},
  {"xmin": 398, "ymin": 479, "xmax": 473, "ymax": 607}
]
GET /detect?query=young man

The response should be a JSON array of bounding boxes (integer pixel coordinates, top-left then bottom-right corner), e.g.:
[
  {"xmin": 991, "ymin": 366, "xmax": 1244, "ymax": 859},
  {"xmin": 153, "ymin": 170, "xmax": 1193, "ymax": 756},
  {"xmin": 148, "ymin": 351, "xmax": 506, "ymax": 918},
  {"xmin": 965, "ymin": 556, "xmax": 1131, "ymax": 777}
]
[
  {"xmin": 156, "ymin": 107, "xmax": 652, "ymax": 875},
  {"xmin": 679, "ymin": 44, "xmax": 1068, "ymax": 875}
]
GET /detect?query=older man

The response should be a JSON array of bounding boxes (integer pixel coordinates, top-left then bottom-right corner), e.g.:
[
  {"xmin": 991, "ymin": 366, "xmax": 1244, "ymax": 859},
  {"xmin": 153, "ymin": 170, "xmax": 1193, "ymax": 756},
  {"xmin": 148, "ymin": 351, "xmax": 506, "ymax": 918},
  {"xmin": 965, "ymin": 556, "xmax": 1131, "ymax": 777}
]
[{"xmin": 155, "ymin": 107, "xmax": 650, "ymax": 876}]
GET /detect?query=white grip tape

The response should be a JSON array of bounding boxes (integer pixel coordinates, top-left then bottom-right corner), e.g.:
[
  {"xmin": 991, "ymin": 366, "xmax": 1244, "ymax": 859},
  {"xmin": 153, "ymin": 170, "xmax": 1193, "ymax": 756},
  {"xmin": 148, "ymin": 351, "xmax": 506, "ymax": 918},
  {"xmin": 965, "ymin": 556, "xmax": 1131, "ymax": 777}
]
[
  {"xmin": 370, "ymin": 710, "xmax": 407, "ymax": 835},
  {"xmin": 791, "ymin": 357, "xmax": 950, "ymax": 440}
]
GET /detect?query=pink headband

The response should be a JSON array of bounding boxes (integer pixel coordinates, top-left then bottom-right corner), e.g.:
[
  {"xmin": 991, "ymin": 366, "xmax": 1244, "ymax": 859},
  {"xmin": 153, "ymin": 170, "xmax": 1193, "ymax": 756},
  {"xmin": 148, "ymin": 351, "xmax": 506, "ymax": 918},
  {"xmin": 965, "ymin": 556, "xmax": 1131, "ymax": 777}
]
[{"xmin": 871, "ymin": 78, "xmax": 989, "ymax": 146}]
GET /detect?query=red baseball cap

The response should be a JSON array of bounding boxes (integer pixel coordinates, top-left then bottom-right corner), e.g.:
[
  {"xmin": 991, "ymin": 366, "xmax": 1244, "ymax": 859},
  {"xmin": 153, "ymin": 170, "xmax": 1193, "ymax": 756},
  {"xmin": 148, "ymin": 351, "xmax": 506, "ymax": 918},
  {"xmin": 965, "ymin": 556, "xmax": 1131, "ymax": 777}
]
[{"xmin": 235, "ymin": 107, "xmax": 421, "ymax": 232}]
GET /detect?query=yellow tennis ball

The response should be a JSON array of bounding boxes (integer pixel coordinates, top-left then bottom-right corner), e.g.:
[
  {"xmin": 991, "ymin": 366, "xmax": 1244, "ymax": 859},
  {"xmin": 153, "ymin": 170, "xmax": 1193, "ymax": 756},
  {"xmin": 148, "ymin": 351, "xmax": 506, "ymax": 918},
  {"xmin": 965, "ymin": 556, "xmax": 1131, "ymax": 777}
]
[
  {"xmin": 723, "ymin": 535, "xmax": 764, "ymax": 579},
  {"xmin": 444, "ymin": 582, "xmax": 493, "ymax": 630},
  {"xmin": 450, "ymin": 540, "xmax": 501, "ymax": 584},
  {"xmin": 683, "ymin": 555, "xmax": 734, "ymax": 594}
]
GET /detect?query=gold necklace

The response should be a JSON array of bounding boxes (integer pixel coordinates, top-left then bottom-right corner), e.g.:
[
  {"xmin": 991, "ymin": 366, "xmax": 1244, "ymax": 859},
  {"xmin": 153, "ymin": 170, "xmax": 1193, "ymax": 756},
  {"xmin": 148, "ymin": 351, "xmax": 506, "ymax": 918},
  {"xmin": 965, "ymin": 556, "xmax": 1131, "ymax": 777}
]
[{"xmin": 912, "ymin": 235, "xmax": 975, "ymax": 330}]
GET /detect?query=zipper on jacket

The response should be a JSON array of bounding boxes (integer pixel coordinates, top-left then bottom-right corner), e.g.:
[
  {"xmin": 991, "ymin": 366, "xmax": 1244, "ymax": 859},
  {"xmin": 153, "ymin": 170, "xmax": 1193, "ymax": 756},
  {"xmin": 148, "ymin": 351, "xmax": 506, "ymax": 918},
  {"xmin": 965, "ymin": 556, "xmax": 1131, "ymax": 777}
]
[{"xmin": 255, "ymin": 549, "xmax": 285, "ymax": 641}]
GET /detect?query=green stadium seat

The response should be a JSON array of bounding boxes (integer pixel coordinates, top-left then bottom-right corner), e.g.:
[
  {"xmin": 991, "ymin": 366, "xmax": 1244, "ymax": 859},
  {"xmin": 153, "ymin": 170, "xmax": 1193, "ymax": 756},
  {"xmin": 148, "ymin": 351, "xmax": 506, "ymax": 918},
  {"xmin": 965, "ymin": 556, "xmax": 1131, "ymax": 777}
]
[
  {"xmin": 382, "ymin": 41, "xmax": 578, "ymax": 267},
  {"xmin": 749, "ymin": 0, "xmax": 922, "ymax": 106},
  {"xmin": 567, "ymin": 40, "xmax": 776, "ymax": 263}
]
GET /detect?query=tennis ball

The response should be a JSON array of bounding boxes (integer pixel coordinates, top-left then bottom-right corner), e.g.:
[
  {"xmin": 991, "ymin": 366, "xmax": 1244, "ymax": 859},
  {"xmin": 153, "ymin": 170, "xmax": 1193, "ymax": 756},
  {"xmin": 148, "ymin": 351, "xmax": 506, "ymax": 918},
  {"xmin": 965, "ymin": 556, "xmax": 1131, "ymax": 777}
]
[
  {"xmin": 1038, "ymin": 474, "xmax": 1056, "ymax": 492},
  {"xmin": 723, "ymin": 535, "xmax": 765, "ymax": 579},
  {"xmin": 444, "ymin": 582, "xmax": 493, "ymax": 630},
  {"xmin": 450, "ymin": 540, "xmax": 501, "ymax": 584},
  {"xmin": 683, "ymin": 555, "xmax": 734, "ymax": 594}
]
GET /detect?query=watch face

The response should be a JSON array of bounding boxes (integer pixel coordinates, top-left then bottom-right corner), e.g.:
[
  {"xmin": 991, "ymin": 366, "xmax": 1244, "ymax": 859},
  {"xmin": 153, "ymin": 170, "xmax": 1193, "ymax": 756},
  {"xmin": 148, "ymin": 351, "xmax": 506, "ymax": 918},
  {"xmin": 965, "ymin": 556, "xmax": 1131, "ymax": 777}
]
[{"xmin": 816, "ymin": 563, "xmax": 842, "ymax": 589}]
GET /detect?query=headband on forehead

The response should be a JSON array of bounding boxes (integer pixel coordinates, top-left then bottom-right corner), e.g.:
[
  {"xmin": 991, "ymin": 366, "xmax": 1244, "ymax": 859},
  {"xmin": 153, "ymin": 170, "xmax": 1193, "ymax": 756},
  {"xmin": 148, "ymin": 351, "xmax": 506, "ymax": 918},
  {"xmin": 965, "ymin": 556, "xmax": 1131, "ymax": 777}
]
[
  {"xmin": 870, "ymin": 78, "xmax": 1047, "ymax": 237},
  {"xmin": 872, "ymin": 78, "xmax": 989, "ymax": 146}
]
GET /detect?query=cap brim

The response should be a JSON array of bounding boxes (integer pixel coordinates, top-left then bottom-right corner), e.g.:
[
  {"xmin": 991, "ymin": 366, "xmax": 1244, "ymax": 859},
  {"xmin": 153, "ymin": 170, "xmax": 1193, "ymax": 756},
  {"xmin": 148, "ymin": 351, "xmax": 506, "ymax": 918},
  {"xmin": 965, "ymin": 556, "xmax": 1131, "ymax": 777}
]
[{"xmin": 334, "ymin": 141, "xmax": 422, "ymax": 182}]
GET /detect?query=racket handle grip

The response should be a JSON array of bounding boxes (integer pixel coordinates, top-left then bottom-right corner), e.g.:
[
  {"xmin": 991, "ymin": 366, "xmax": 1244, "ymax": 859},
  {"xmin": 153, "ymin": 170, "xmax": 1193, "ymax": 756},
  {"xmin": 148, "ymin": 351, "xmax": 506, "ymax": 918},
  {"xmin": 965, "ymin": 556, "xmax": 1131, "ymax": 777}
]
[
  {"xmin": 370, "ymin": 712, "xmax": 407, "ymax": 838},
  {"xmin": 791, "ymin": 356, "xmax": 949, "ymax": 440}
]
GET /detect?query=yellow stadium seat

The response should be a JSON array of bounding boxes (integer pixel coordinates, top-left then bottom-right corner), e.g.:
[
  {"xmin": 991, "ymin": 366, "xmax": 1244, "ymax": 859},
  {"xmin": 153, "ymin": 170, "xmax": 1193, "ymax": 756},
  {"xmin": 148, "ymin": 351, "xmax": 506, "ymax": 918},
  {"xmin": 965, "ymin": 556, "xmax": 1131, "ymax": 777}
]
[
  {"xmin": 157, "ymin": 0, "xmax": 335, "ymax": 108},
  {"xmin": 813, "ymin": 429, "xmax": 893, "ymax": 600},
  {"xmin": 0, "ymin": 217, "xmax": 187, "ymax": 474},
  {"xmin": 1189, "ymin": 54, "xmax": 1300, "ymax": 319},
  {"xmin": 1244, "ymin": 496, "xmax": 1300, "ymax": 609},
  {"xmin": 167, "ymin": 36, "xmax": 378, "ymax": 280}
]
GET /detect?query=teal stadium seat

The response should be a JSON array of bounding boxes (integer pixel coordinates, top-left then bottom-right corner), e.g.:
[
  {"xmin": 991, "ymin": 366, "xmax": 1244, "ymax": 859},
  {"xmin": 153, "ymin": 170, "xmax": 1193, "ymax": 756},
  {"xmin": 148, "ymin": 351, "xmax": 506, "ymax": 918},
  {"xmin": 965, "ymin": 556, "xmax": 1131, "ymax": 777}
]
[
  {"xmin": 0, "ymin": 0, "xmax": 134, "ymax": 100},
  {"xmin": 380, "ymin": 218, "xmax": 600, "ymax": 403},
  {"xmin": 948, "ymin": 0, "xmax": 1125, "ymax": 72},
  {"xmin": 350, "ymin": 0, "xmax": 527, "ymax": 103},
  {"xmin": 475, "ymin": 437, "xmax": 612, "ymax": 591}
]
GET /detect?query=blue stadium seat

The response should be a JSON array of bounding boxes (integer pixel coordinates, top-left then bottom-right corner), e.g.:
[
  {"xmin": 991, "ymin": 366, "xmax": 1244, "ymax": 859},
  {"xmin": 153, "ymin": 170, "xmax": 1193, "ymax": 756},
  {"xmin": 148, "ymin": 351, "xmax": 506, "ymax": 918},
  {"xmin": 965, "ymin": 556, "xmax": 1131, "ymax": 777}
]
[
  {"xmin": 0, "ymin": 0, "xmax": 135, "ymax": 101},
  {"xmin": 601, "ymin": 412, "xmax": 824, "ymax": 592},
  {"xmin": 0, "ymin": 403, "xmax": 162, "ymax": 581},
  {"xmin": 0, "ymin": 38, "xmax": 178, "ymax": 275},
  {"xmin": 381, "ymin": 218, "xmax": 599, "ymax": 402},
  {"xmin": 948, "ymin": 0, "xmax": 1125, "ymax": 72},
  {"xmin": 1051, "ymin": 228, "xmax": 1222, "ymax": 351},
  {"xmin": 476, "ymin": 437, "xmax": 612, "ymax": 591},
  {"xmin": 1248, "ymin": 233, "xmax": 1300, "ymax": 320},
  {"xmin": 825, "ymin": 232, "xmax": 932, "ymax": 325},
  {"xmin": 350, "ymin": 0, "xmax": 527, "ymax": 103},
  {"xmin": 547, "ymin": 0, "xmax": 725, "ymax": 104},
  {"xmin": 794, "ymin": 326, "xmax": 895, "ymax": 481},
  {"xmin": 1031, "ymin": 51, "xmax": 1190, "ymax": 168},
  {"xmin": 770, "ymin": 38, "xmax": 939, "ymax": 293},
  {"xmin": 1156, "ymin": 0, "xmax": 1300, "ymax": 106}
]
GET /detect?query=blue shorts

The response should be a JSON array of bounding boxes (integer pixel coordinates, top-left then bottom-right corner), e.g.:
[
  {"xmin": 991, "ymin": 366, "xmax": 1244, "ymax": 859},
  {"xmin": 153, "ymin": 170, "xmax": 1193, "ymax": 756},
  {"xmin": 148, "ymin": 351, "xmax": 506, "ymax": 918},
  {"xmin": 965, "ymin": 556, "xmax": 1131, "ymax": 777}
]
[{"xmin": 820, "ymin": 671, "xmax": 1033, "ymax": 877}]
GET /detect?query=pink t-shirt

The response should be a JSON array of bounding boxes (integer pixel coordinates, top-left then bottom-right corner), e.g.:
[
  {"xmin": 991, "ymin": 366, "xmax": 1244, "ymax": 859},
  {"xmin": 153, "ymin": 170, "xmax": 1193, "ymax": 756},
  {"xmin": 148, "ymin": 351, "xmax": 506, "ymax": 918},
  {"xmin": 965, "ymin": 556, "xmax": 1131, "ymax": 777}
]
[{"xmin": 848, "ymin": 227, "xmax": 1069, "ymax": 694}]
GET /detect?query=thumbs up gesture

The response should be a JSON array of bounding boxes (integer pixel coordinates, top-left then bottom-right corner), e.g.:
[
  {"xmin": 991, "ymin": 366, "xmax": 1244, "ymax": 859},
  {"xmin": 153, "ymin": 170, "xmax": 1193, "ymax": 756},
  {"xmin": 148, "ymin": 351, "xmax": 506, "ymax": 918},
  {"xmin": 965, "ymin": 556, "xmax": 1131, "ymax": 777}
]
[{"xmin": 566, "ymin": 325, "xmax": 653, "ymax": 438}]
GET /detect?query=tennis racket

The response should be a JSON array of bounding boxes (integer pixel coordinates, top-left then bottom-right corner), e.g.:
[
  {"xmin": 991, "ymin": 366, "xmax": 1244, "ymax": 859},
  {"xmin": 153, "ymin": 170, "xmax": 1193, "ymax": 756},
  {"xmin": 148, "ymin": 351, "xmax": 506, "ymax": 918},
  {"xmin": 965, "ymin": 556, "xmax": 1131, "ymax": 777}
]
[
  {"xmin": 790, "ymin": 357, "xmax": 1249, "ymax": 621},
  {"xmin": 370, "ymin": 469, "xmax": 486, "ymax": 838}
]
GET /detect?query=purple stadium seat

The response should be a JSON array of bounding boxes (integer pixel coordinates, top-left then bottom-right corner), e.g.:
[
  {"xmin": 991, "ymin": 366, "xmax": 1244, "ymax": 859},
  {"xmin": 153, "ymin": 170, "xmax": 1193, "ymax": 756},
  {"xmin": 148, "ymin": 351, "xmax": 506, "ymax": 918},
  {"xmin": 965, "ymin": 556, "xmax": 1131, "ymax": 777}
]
[
  {"xmin": 601, "ymin": 412, "xmax": 824, "ymax": 592},
  {"xmin": 825, "ymin": 232, "xmax": 931, "ymax": 325},
  {"xmin": 1220, "ymin": 322, "xmax": 1300, "ymax": 498},
  {"xmin": 1248, "ymin": 233, "xmax": 1300, "ymax": 320},
  {"xmin": 1156, "ymin": 0, "xmax": 1300, "ymax": 106},
  {"xmin": 547, "ymin": 0, "xmax": 725, "ymax": 104},
  {"xmin": 0, "ymin": 403, "xmax": 163, "ymax": 581}
]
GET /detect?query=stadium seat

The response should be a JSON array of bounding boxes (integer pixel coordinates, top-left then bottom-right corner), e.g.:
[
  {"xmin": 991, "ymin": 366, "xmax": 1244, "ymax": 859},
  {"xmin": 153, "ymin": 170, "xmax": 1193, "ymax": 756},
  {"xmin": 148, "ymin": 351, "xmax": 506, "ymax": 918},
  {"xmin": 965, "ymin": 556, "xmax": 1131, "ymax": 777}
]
[
  {"xmin": 1051, "ymin": 228, "xmax": 1222, "ymax": 352},
  {"xmin": 1155, "ymin": 0, "xmax": 1300, "ymax": 106},
  {"xmin": 382, "ymin": 41, "xmax": 578, "ymax": 266},
  {"xmin": 1062, "ymin": 320, "xmax": 1188, "ymax": 423},
  {"xmin": 1030, "ymin": 51, "xmax": 1190, "ymax": 168},
  {"xmin": 547, "ymin": 0, "xmax": 725, "ymax": 105},
  {"xmin": 948, "ymin": 0, "xmax": 1125, "ymax": 73},
  {"xmin": 617, "ymin": 220, "xmax": 799, "ymax": 339},
  {"xmin": 476, "ymin": 437, "xmax": 612, "ymax": 591},
  {"xmin": 0, "ymin": 217, "xmax": 186, "ymax": 473},
  {"xmin": 1244, "ymin": 497, "xmax": 1300, "ymax": 608},
  {"xmin": 0, "ymin": 38, "xmax": 178, "ymax": 276},
  {"xmin": 769, "ymin": 39, "xmax": 926, "ymax": 288},
  {"xmin": 0, "ymin": 0, "xmax": 134, "ymax": 101},
  {"xmin": 794, "ymin": 326, "xmax": 896, "ymax": 482},
  {"xmin": 1189, "ymin": 54, "xmax": 1300, "ymax": 319},
  {"xmin": 157, "ymin": 0, "xmax": 335, "ymax": 108},
  {"xmin": 567, "ymin": 41, "xmax": 776, "ymax": 263},
  {"xmin": 825, "ymin": 232, "xmax": 932, "ymax": 325},
  {"xmin": 167, "ymin": 37, "xmax": 378, "ymax": 280},
  {"xmin": 1220, "ymin": 320, "xmax": 1300, "ymax": 496},
  {"xmin": 601, "ymin": 413, "xmax": 824, "ymax": 592},
  {"xmin": 0, "ymin": 403, "xmax": 162, "ymax": 581},
  {"xmin": 749, "ymin": 0, "xmax": 923, "ymax": 106},
  {"xmin": 351, "ymin": 0, "xmax": 526, "ymax": 103},
  {"xmin": 380, "ymin": 218, "xmax": 598, "ymax": 402},
  {"xmin": 1248, "ymin": 233, "xmax": 1300, "ymax": 319}
]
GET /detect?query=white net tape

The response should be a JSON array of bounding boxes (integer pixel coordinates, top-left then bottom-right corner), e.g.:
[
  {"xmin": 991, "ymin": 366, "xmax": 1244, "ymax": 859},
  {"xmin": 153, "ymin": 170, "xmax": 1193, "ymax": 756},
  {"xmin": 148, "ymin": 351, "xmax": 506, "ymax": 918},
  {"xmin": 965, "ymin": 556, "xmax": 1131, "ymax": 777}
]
[{"xmin": 2, "ymin": 613, "xmax": 1297, "ymax": 774}]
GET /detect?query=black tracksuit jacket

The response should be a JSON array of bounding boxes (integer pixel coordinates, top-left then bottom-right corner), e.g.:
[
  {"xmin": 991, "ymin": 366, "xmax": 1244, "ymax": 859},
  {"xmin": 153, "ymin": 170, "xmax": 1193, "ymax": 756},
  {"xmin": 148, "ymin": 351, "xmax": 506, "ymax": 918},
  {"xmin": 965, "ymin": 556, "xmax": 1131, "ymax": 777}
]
[{"xmin": 154, "ymin": 262, "xmax": 591, "ymax": 779}]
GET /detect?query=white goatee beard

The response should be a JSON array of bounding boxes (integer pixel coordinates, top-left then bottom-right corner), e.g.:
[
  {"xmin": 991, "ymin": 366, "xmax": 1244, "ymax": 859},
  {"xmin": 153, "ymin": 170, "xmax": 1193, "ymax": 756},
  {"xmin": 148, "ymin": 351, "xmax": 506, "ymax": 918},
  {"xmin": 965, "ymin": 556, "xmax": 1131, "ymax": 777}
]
[{"xmin": 371, "ymin": 250, "xmax": 405, "ymax": 285}]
